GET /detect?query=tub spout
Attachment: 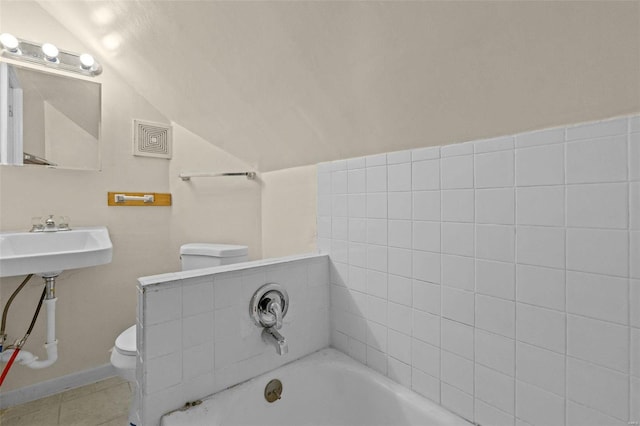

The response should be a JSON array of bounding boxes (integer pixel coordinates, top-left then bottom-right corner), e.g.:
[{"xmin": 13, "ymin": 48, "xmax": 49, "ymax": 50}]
[{"xmin": 264, "ymin": 327, "xmax": 288, "ymax": 356}]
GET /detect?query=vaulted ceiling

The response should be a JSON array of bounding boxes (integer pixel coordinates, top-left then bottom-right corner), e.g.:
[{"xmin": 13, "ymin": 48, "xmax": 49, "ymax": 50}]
[{"xmin": 18, "ymin": 1, "xmax": 640, "ymax": 171}]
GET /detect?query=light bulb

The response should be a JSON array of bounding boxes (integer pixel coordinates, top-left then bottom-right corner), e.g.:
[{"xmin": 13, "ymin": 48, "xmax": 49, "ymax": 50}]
[
  {"xmin": 0, "ymin": 33, "xmax": 19, "ymax": 52},
  {"xmin": 79, "ymin": 53, "xmax": 95, "ymax": 69},
  {"xmin": 42, "ymin": 43, "xmax": 59, "ymax": 61}
]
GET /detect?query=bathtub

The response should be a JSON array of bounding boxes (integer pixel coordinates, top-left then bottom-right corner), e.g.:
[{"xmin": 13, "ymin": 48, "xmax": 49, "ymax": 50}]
[{"xmin": 161, "ymin": 348, "xmax": 470, "ymax": 426}]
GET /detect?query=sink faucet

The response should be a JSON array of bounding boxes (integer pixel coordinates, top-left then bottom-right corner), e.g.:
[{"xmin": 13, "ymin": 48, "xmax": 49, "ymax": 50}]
[
  {"xmin": 250, "ymin": 284, "xmax": 289, "ymax": 356},
  {"xmin": 31, "ymin": 215, "xmax": 71, "ymax": 232},
  {"xmin": 43, "ymin": 215, "xmax": 57, "ymax": 232}
]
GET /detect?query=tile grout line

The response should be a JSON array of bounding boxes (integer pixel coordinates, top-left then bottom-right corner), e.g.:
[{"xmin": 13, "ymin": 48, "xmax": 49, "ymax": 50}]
[
  {"xmin": 563, "ymin": 124, "xmax": 569, "ymax": 426},
  {"xmin": 439, "ymin": 149, "xmax": 444, "ymax": 409},
  {"xmin": 472, "ymin": 147, "xmax": 477, "ymax": 424},
  {"xmin": 512, "ymin": 143, "xmax": 518, "ymax": 424},
  {"xmin": 56, "ymin": 399, "xmax": 62, "ymax": 426},
  {"xmin": 407, "ymin": 158, "xmax": 414, "ymax": 392},
  {"xmin": 627, "ymin": 118, "xmax": 632, "ymax": 425}
]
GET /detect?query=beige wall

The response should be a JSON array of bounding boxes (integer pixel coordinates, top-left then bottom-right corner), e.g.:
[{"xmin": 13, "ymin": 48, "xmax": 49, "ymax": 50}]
[
  {"xmin": 0, "ymin": 2, "xmax": 262, "ymax": 393},
  {"xmin": 36, "ymin": 1, "xmax": 640, "ymax": 172},
  {"xmin": 0, "ymin": 1, "xmax": 172, "ymax": 392},
  {"xmin": 168, "ymin": 124, "xmax": 262, "ymax": 261},
  {"xmin": 261, "ymin": 165, "xmax": 317, "ymax": 258},
  {"xmin": 44, "ymin": 102, "xmax": 99, "ymax": 169}
]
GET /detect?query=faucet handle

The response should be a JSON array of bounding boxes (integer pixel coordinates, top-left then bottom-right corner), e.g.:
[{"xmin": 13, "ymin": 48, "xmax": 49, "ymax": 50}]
[
  {"xmin": 30, "ymin": 216, "xmax": 44, "ymax": 232},
  {"xmin": 250, "ymin": 283, "xmax": 289, "ymax": 329},
  {"xmin": 267, "ymin": 300, "xmax": 283, "ymax": 329},
  {"xmin": 57, "ymin": 216, "xmax": 70, "ymax": 231}
]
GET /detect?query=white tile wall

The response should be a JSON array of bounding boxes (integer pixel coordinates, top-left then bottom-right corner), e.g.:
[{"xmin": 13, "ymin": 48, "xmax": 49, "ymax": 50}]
[
  {"xmin": 442, "ymin": 189, "xmax": 474, "ymax": 222},
  {"xmin": 388, "ymin": 192, "xmax": 412, "ymax": 220},
  {"xmin": 139, "ymin": 255, "xmax": 330, "ymax": 426},
  {"xmin": 412, "ymin": 220, "xmax": 440, "ymax": 252},
  {"xmin": 476, "ymin": 188, "xmax": 514, "ymax": 225},
  {"xmin": 442, "ymin": 351, "xmax": 474, "ymax": 393},
  {"xmin": 515, "ymin": 144, "xmax": 564, "ymax": 186},
  {"xmin": 516, "ymin": 264, "xmax": 565, "ymax": 311},
  {"xmin": 475, "ymin": 328, "xmax": 515, "ymax": 376},
  {"xmin": 441, "ymin": 318, "xmax": 474, "ymax": 359},
  {"xmin": 476, "ymin": 259, "xmax": 514, "ymax": 300},
  {"xmin": 516, "ymin": 380, "xmax": 565, "ymax": 426},
  {"xmin": 388, "ymin": 163, "xmax": 412, "ymax": 192},
  {"xmin": 318, "ymin": 115, "xmax": 639, "ymax": 426},
  {"xmin": 367, "ymin": 166, "xmax": 387, "ymax": 192},
  {"xmin": 412, "ymin": 367, "xmax": 440, "ymax": 402},
  {"xmin": 517, "ymin": 226, "xmax": 565, "ymax": 269},
  {"xmin": 442, "ymin": 155, "xmax": 474, "ymax": 189},
  {"xmin": 476, "ymin": 294, "xmax": 515, "ymax": 338},
  {"xmin": 442, "ymin": 222, "xmax": 474, "ymax": 257},
  {"xmin": 412, "ymin": 146, "xmax": 440, "ymax": 161},
  {"xmin": 567, "ymin": 314, "xmax": 628, "ymax": 373},
  {"xmin": 476, "ymin": 224, "xmax": 515, "ymax": 263},
  {"xmin": 515, "ymin": 127, "xmax": 564, "ymax": 148},
  {"xmin": 442, "ymin": 287, "xmax": 474, "ymax": 326},
  {"xmin": 475, "ymin": 150, "xmax": 514, "ymax": 188},
  {"xmin": 388, "ymin": 220, "xmax": 412, "ymax": 249},
  {"xmin": 566, "ymin": 135, "xmax": 628, "ymax": 184},
  {"xmin": 631, "ymin": 182, "xmax": 640, "ymax": 229},
  {"xmin": 442, "ymin": 254, "xmax": 475, "ymax": 291},
  {"xmin": 566, "ymin": 228, "xmax": 628, "ymax": 277},
  {"xmin": 566, "ymin": 400, "xmax": 629, "ymax": 426},
  {"xmin": 516, "ymin": 185, "xmax": 565, "ymax": 226},
  {"xmin": 565, "ymin": 117, "xmax": 628, "ymax": 140},
  {"xmin": 631, "ymin": 133, "xmax": 640, "ymax": 181},
  {"xmin": 442, "ymin": 382, "xmax": 474, "ymax": 421},
  {"xmin": 516, "ymin": 303, "xmax": 565, "ymax": 353},
  {"xmin": 567, "ymin": 357, "xmax": 629, "ymax": 420},
  {"xmin": 475, "ymin": 399, "xmax": 514, "ymax": 426},
  {"xmin": 516, "ymin": 341, "xmax": 565, "ymax": 396},
  {"xmin": 475, "ymin": 363, "xmax": 514, "ymax": 414},
  {"xmin": 566, "ymin": 183, "xmax": 628, "ymax": 229},
  {"xmin": 566, "ymin": 271, "xmax": 628, "ymax": 324},
  {"xmin": 412, "ymin": 159, "xmax": 440, "ymax": 190}
]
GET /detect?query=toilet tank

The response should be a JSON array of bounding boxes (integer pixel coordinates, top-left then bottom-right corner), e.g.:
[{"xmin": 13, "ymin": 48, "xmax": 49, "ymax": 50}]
[{"xmin": 180, "ymin": 243, "xmax": 249, "ymax": 271}]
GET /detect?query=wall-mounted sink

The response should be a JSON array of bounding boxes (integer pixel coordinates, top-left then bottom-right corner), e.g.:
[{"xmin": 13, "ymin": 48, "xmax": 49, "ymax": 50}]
[{"xmin": 0, "ymin": 227, "xmax": 112, "ymax": 277}]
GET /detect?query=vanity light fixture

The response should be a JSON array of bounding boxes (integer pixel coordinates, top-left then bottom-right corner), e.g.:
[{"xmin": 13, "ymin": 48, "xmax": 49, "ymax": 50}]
[
  {"xmin": 79, "ymin": 53, "xmax": 95, "ymax": 70},
  {"xmin": 41, "ymin": 43, "xmax": 59, "ymax": 62},
  {"xmin": 0, "ymin": 33, "xmax": 102, "ymax": 77},
  {"xmin": 0, "ymin": 33, "xmax": 19, "ymax": 53}
]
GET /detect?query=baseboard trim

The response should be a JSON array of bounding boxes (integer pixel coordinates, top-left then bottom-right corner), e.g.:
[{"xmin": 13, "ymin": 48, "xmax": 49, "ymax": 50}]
[{"xmin": 0, "ymin": 363, "xmax": 116, "ymax": 409}]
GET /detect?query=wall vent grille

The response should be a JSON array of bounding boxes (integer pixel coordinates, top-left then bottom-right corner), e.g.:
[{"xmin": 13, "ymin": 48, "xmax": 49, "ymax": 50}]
[{"xmin": 133, "ymin": 119, "xmax": 172, "ymax": 159}]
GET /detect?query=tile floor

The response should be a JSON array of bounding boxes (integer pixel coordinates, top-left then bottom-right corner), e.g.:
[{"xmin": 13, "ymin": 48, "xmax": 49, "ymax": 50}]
[{"xmin": 0, "ymin": 376, "xmax": 131, "ymax": 426}]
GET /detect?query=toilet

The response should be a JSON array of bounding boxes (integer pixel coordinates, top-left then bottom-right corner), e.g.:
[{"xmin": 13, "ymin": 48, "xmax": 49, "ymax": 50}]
[{"xmin": 110, "ymin": 243, "xmax": 249, "ymax": 426}]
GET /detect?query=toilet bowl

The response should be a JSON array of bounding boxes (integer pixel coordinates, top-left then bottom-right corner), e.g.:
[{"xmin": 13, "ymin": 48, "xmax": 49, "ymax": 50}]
[
  {"xmin": 111, "ymin": 243, "xmax": 248, "ymax": 426},
  {"xmin": 110, "ymin": 324, "xmax": 136, "ymax": 382}
]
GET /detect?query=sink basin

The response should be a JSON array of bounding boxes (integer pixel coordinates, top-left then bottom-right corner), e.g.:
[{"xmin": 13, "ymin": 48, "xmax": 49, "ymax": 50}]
[{"xmin": 0, "ymin": 226, "xmax": 112, "ymax": 277}]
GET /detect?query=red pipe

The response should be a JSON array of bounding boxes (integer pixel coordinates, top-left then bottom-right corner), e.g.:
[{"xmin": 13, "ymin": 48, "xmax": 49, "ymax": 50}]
[{"xmin": 0, "ymin": 348, "xmax": 20, "ymax": 387}]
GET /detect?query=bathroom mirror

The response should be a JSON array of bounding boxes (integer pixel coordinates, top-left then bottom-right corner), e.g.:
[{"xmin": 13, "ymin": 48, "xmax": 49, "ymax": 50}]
[{"xmin": 0, "ymin": 61, "xmax": 101, "ymax": 170}]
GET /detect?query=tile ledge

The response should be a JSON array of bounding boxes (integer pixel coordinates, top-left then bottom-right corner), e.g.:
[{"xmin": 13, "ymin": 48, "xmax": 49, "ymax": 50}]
[{"xmin": 138, "ymin": 252, "xmax": 327, "ymax": 287}]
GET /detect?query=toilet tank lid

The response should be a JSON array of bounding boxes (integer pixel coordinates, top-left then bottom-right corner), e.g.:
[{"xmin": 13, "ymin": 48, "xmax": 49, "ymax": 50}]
[
  {"xmin": 180, "ymin": 243, "xmax": 248, "ymax": 258},
  {"xmin": 115, "ymin": 324, "xmax": 136, "ymax": 354}
]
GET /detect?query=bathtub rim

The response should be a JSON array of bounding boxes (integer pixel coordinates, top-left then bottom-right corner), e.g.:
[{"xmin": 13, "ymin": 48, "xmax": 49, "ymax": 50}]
[{"xmin": 161, "ymin": 347, "xmax": 471, "ymax": 426}]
